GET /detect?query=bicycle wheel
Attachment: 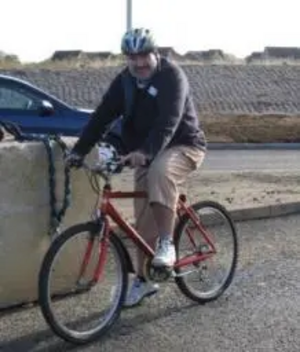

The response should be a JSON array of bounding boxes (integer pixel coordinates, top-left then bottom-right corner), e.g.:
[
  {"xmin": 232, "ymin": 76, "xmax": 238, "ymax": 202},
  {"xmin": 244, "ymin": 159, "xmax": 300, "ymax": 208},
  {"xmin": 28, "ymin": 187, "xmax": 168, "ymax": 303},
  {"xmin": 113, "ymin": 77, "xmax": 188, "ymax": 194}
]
[
  {"xmin": 39, "ymin": 222, "xmax": 127, "ymax": 345},
  {"xmin": 174, "ymin": 201, "xmax": 238, "ymax": 303}
]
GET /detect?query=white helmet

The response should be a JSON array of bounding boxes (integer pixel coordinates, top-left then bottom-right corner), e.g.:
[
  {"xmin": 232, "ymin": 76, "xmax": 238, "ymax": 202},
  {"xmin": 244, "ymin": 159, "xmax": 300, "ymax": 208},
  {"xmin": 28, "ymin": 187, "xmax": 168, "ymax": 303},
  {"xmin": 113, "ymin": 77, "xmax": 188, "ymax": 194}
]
[{"xmin": 121, "ymin": 28, "xmax": 157, "ymax": 55}]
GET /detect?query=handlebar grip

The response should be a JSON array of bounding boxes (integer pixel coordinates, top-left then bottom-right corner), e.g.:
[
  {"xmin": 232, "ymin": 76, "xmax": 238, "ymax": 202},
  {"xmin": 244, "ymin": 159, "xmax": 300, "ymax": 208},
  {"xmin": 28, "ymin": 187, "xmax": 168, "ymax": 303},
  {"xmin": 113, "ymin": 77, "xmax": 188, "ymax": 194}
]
[
  {"xmin": 121, "ymin": 159, "xmax": 151, "ymax": 168},
  {"xmin": 123, "ymin": 160, "xmax": 132, "ymax": 167}
]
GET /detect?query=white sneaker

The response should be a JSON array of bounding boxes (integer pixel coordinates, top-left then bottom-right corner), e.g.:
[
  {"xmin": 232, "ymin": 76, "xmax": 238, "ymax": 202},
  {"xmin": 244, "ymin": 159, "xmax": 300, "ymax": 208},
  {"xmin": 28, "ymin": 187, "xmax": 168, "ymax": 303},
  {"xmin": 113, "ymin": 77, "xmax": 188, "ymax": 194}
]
[
  {"xmin": 152, "ymin": 239, "xmax": 176, "ymax": 267},
  {"xmin": 123, "ymin": 277, "xmax": 159, "ymax": 308}
]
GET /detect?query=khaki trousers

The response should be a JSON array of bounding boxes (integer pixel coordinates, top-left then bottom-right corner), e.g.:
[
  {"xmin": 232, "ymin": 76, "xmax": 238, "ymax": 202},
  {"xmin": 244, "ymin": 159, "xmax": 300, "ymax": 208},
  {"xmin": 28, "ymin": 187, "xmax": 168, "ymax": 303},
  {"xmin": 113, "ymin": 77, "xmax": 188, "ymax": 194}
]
[{"xmin": 134, "ymin": 145, "xmax": 206, "ymax": 243}]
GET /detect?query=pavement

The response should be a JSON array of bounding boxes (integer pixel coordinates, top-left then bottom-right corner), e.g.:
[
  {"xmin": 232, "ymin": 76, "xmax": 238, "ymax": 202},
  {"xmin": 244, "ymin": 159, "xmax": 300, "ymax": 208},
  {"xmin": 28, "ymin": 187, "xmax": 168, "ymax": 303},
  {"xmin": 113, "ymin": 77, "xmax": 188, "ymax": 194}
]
[{"xmin": 199, "ymin": 149, "xmax": 300, "ymax": 220}]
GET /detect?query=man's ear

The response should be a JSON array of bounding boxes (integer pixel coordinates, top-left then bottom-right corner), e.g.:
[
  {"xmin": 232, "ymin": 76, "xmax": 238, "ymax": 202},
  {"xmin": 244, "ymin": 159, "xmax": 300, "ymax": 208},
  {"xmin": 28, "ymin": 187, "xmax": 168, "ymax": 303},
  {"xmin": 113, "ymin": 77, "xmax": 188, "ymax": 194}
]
[{"xmin": 0, "ymin": 128, "xmax": 4, "ymax": 141}]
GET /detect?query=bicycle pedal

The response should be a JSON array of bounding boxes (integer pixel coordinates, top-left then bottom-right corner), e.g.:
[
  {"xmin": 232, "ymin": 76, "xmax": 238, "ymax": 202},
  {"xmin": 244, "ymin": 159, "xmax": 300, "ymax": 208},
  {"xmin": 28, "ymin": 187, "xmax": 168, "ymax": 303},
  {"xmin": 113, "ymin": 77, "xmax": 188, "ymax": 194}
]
[{"xmin": 148, "ymin": 265, "xmax": 173, "ymax": 282}]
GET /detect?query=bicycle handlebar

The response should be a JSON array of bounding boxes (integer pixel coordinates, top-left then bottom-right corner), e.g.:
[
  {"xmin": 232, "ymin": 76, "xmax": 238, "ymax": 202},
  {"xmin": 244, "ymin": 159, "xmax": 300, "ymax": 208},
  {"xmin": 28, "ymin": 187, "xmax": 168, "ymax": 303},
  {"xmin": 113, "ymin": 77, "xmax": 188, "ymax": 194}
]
[
  {"xmin": 54, "ymin": 135, "xmax": 150, "ymax": 177},
  {"xmin": 81, "ymin": 158, "xmax": 126, "ymax": 175}
]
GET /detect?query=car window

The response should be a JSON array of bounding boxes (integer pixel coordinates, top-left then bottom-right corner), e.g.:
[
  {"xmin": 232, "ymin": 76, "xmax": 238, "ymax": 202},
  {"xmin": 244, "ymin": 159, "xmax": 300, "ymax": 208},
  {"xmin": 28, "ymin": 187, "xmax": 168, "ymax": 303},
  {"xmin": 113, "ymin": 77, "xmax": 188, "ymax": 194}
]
[{"xmin": 0, "ymin": 86, "xmax": 39, "ymax": 110}]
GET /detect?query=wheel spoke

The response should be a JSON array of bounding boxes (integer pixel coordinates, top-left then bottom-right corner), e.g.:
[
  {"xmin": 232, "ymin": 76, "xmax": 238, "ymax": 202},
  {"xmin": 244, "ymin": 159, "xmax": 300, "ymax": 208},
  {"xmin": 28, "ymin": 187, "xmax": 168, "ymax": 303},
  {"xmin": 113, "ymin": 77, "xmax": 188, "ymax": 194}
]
[
  {"xmin": 174, "ymin": 201, "xmax": 238, "ymax": 303},
  {"xmin": 39, "ymin": 223, "xmax": 127, "ymax": 344}
]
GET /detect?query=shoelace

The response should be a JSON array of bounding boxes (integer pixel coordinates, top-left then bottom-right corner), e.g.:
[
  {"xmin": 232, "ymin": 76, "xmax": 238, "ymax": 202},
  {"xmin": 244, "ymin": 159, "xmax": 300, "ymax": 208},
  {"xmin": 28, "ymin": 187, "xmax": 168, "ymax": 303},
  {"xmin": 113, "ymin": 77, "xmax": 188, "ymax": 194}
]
[{"xmin": 158, "ymin": 240, "xmax": 172, "ymax": 252}]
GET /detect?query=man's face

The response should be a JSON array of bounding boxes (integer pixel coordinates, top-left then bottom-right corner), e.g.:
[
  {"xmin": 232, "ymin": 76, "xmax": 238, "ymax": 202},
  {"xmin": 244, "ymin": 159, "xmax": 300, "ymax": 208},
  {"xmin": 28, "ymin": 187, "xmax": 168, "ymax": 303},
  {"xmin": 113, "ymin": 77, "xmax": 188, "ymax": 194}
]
[{"xmin": 126, "ymin": 52, "xmax": 158, "ymax": 80}]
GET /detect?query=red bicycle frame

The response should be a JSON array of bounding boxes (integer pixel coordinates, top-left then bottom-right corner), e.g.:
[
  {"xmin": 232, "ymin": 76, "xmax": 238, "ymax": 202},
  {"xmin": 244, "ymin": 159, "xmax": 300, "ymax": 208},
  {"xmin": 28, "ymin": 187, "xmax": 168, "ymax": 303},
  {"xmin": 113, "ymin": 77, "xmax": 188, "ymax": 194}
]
[{"xmin": 78, "ymin": 186, "xmax": 217, "ymax": 284}]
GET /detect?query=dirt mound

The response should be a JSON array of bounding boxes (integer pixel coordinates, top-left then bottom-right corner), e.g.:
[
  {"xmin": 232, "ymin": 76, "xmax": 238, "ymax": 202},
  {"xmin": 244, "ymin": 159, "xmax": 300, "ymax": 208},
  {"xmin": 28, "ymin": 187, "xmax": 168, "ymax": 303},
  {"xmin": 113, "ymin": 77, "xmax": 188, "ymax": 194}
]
[{"xmin": 202, "ymin": 114, "xmax": 300, "ymax": 143}]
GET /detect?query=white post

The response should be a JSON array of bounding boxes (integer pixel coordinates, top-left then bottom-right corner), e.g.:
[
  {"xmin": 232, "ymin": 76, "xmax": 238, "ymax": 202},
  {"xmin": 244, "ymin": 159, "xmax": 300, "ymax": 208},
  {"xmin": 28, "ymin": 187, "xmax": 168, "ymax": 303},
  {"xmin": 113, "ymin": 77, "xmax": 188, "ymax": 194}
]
[{"xmin": 127, "ymin": 0, "xmax": 132, "ymax": 31}]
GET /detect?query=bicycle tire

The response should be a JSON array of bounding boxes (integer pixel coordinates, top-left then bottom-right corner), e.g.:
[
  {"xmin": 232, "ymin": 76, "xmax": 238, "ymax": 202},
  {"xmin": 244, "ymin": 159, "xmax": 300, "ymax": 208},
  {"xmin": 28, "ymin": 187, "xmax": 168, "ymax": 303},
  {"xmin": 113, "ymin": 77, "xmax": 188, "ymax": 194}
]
[
  {"xmin": 174, "ymin": 200, "xmax": 238, "ymax": 303},
  {"xmin": 38, "ymin": 222, "xmax": 128, "ymax": 344}
]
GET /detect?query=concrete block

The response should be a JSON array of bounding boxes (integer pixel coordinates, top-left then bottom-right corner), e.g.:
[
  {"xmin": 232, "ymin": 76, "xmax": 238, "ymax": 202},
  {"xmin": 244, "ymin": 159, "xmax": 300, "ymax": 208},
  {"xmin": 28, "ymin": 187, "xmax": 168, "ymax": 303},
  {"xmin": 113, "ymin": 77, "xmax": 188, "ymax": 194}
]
[{"xmin": 0, "ymin": 140, "xmax": 101, "ymax": 308}]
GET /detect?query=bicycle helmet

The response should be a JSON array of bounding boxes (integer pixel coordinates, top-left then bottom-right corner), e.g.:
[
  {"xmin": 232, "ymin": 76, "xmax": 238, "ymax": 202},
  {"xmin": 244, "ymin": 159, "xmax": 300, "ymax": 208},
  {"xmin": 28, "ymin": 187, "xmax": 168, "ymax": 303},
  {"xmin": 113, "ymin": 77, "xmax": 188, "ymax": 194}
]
[{"xmin": 121, "ymin": 28, "xmax": 157, "ymax": 55}]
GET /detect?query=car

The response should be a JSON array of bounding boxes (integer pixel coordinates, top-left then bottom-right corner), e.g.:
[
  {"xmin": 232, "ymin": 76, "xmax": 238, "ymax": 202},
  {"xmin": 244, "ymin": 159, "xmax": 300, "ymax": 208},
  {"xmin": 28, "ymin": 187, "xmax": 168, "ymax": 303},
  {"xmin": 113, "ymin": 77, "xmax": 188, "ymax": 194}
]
[{"xmin": 0, "ymin": 74, "xmax": 122, "ymax": 147}]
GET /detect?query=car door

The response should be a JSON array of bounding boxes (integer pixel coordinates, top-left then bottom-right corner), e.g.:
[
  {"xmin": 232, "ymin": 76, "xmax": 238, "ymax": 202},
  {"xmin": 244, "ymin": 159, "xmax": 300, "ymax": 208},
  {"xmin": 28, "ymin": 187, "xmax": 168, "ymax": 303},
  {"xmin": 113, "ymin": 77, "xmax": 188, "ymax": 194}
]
[{"xmin": 0, "ymin": 80, "xmax": 64, "ymax": 135}]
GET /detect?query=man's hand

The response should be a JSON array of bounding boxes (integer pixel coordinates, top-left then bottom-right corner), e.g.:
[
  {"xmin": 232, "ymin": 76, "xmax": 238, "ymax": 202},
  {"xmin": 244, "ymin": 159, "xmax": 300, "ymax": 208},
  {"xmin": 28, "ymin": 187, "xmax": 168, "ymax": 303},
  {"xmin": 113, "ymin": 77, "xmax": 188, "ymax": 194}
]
[
  {"xmin": 65, "ymin": 152, "xmax": 84, "ymax": 168},
  {"xmin": 121, "ymin": 151, "xmax": 148, "ymax": 168}
]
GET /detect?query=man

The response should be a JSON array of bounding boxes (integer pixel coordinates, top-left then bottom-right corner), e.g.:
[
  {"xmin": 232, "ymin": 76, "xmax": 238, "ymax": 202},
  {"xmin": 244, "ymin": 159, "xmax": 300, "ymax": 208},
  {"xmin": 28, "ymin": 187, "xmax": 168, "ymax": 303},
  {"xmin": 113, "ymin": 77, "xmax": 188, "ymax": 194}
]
[{"xmin": 66, "ymin": 28, "xmax": 207, "ymax": 307}]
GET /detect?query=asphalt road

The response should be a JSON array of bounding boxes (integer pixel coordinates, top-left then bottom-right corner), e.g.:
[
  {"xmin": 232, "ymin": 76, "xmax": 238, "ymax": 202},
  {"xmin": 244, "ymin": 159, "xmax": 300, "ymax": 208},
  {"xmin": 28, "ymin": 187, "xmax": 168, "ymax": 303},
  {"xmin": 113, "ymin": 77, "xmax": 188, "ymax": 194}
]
[
  {"xmin": 1, "ymin": 214, "xmax": 300, "ymax": 351},
  {"xmin": 202, "ymin": 150, "xmax": 300, "ymax": 171}
]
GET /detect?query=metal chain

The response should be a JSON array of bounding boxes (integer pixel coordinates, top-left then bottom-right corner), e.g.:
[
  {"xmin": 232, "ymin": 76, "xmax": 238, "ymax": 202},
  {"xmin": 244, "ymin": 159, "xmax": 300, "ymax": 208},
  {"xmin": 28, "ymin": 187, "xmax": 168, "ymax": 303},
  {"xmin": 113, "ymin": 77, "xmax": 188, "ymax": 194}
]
[
  {"xmin": 51, "ymin": 136, "xmax": 71, "ymax": 236},
  {"xmin": 0, "ymin": 121, "xmax": 71, "ymax": 237}
]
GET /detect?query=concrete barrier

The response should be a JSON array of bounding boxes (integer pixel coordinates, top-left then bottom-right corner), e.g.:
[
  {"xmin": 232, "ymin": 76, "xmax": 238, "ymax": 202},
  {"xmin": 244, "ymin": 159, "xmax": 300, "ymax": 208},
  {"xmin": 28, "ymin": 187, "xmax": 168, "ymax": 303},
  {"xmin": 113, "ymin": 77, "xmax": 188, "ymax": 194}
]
[{"xmin": 0, "ymin": 139, "xmax": 118, "ymax": 309}]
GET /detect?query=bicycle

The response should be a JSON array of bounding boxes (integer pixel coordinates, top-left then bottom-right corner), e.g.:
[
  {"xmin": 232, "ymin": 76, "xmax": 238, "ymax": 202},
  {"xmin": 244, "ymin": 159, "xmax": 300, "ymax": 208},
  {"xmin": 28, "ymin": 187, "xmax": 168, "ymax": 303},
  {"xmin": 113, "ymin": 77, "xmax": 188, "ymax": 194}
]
[{"xmin": 38, "ymin": 142, "xmax": 238, "ymax": 345}]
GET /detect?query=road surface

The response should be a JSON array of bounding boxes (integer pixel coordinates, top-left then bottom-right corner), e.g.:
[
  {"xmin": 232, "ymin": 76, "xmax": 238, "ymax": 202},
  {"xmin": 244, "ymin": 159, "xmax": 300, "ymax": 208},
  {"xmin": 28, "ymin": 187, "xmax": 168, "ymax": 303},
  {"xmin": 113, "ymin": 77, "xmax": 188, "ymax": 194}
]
[
  {"xmin": 202, "ymin": 149, "xmax": 300, "ymax": 171},
  {"xmin": 1, "ymin": 214, "xmax": 300, "ymax": 351}
]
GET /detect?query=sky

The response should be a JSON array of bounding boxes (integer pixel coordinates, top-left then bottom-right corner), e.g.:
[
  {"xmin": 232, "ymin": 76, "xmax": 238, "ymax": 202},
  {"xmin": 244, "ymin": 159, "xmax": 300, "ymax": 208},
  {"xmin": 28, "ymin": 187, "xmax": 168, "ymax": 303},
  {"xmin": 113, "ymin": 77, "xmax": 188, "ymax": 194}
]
[{"xmin": 1, "ymin": 0, "xmax": 300, "ymax": 63}]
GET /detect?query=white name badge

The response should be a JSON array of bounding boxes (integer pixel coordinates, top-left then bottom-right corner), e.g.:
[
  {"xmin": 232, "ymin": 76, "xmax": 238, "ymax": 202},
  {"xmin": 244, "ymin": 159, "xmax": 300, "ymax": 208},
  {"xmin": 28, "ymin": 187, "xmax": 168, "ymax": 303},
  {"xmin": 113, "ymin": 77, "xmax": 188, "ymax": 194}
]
[{"xmin": 148, "ymin": 85, "xmax": 158, "ymax": 97}]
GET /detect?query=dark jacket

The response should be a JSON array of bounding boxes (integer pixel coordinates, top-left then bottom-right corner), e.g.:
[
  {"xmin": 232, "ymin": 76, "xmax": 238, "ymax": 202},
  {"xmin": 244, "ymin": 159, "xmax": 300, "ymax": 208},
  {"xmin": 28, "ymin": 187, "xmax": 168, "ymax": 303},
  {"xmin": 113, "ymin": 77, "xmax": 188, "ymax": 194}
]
[{"xmin": 73, "ymin": 57, "xmax": 206, "ymax": 158}]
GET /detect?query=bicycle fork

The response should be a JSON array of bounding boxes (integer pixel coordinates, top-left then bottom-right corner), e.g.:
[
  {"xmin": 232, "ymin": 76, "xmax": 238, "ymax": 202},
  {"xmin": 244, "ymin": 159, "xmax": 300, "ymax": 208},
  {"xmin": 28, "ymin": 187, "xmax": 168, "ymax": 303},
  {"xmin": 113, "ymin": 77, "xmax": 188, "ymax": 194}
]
[{"xmin": 76, "ymin": 221, "xmax": 109, "ymax": 288}]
